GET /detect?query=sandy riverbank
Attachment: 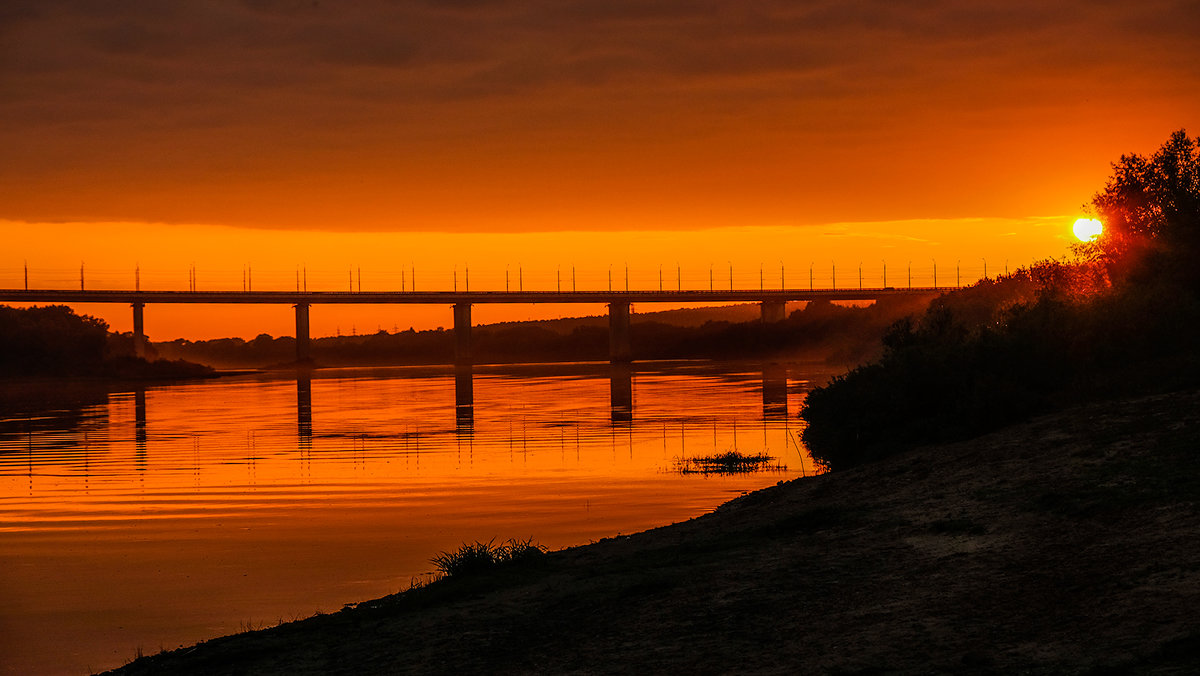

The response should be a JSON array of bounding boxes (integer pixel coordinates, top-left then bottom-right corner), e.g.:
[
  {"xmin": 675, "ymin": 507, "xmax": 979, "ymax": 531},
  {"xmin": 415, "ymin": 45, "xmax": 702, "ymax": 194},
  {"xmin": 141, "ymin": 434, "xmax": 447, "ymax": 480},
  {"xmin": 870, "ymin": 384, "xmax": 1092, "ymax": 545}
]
[{"xmin": 107, "ymin": 388, "xmax": 1200, "ymax": 674}]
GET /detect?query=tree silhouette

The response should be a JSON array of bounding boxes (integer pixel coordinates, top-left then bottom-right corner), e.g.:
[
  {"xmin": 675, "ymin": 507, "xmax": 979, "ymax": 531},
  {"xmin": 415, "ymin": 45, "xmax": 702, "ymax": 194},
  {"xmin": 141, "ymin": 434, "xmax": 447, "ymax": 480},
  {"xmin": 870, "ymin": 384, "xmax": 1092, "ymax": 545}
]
[
  {"xmin": 1086, "ymin": 129, "xmax": 1200, "ymax": 287},
  {"xmin": 0, "ymin": 305, "xmax": 109, "ymax": 375}
]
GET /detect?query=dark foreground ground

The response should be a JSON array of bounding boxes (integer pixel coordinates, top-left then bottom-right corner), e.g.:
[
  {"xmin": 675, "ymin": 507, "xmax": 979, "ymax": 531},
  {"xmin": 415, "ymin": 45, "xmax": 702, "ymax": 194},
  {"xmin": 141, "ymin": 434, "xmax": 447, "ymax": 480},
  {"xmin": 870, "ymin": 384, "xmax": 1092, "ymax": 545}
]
[{"xmin": 107, "ymin": 389, "xmax": 1200, "ymax": 675}]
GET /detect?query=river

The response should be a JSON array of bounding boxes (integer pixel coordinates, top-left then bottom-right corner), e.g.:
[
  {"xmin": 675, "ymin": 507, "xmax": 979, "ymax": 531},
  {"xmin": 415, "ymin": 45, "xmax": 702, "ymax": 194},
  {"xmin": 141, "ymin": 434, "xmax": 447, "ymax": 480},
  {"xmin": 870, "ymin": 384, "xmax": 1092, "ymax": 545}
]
[{"xmin": 0, "ymin": 361, "xmax": 832, "ymax": 675}]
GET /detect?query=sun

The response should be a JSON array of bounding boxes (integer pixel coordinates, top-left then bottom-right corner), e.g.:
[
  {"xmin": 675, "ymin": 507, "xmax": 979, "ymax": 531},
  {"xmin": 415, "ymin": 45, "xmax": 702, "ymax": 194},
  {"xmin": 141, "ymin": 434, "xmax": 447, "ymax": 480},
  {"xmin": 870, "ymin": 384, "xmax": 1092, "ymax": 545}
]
[{"xmin": 1073, "ymin": 218, "xmax": 1103, "ymax": 242}]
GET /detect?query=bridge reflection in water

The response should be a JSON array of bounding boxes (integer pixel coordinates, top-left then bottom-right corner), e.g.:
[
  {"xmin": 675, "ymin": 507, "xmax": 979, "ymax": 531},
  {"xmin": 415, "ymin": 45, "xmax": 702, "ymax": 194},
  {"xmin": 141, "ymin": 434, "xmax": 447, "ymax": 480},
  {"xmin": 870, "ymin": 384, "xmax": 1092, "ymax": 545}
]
[
  {"xmin": 135, "ymin": 387, "xmax": 148, "ymax": 469},
  {"xmin": 762, "ymin": 363, "xmax": 788, "ymax": 419},
  {"xmin": 455, "ymin": 365, "xmax": 474, "ymax": 433},
  {"xmin": 288, "ymin": 363, "xmax": 793, "ymax": 443},
  {"xmin": 297, "ymin": 374, "xmax": 313, "ymax": 450},
  {"xmin": 610, "ymin": 364, "xmax": 634, "ymax": 424}
]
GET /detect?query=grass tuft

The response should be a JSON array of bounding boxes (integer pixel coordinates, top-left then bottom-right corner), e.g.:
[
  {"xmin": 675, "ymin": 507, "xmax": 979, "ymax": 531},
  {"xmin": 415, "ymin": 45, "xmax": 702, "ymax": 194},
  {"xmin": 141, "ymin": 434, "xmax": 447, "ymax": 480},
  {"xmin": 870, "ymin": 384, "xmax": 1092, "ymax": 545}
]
[{"xmin": 430, "ymin": 537, "xmax": 547, "ymax": 578}]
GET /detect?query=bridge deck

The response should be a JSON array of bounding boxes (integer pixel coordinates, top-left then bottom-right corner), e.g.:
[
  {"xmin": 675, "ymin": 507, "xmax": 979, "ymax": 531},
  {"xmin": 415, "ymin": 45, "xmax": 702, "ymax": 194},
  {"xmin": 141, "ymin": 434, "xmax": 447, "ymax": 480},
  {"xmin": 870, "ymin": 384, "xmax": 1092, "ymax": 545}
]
[{"xmin": 0, "ymin": 288, "xmax": 946, "ymax": 305}]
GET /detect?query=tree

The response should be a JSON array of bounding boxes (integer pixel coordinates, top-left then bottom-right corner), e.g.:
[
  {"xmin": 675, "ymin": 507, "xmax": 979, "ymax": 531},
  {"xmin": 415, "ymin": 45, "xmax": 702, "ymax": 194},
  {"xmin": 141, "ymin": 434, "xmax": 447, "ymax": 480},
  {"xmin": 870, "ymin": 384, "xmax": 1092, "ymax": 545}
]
[
  {"xmin": 0, "ymin": 305, "xmax": 110, "ymax": 375},
  {"xmin": 1086, "ymin": 129, "xmax": 1200, "ymax": 288}
]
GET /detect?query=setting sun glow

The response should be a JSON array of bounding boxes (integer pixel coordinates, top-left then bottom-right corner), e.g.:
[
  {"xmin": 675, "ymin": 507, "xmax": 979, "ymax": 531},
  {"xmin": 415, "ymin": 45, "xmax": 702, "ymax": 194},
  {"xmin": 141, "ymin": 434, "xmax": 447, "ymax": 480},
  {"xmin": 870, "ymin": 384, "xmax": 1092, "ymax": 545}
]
[{"xmin": 1073, "ymin": 218, "xmax": 1104, "ymax": 242}]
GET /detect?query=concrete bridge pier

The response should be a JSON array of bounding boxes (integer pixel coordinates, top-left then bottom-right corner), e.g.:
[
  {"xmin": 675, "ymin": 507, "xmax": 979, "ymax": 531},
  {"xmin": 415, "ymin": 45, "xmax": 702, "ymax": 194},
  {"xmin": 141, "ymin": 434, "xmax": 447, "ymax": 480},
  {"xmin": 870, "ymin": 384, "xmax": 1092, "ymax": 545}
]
[
  {"xmin": 131, "ymin": 302, "xmax": 146, "ymax": 358},
  {"xmin": 609, "ymin": 301, "xmax": 632, "ymax": 363},
  {"xmin": 760, "ymin": 300, "xmax": 787, "ymax": 323},
  {"xmin": 453, "ymin": 302, "xmax": 472, "ymax": 365},
  {"xmin": 294, "ymin": 303, "xmax": 311, "ymax": 363}
]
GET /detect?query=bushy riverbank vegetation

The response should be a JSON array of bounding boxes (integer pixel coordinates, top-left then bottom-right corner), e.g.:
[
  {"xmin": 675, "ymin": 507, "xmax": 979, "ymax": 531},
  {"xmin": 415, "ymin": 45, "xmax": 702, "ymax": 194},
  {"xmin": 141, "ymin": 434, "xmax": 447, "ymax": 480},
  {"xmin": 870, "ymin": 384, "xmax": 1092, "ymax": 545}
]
[
  {"xmin": 802, "ymin": 129, "xmax": 1200, "ymax": 469},
  {"xmin": 0, "ymin": 304, "xmax": 213, "ymax": 379}
]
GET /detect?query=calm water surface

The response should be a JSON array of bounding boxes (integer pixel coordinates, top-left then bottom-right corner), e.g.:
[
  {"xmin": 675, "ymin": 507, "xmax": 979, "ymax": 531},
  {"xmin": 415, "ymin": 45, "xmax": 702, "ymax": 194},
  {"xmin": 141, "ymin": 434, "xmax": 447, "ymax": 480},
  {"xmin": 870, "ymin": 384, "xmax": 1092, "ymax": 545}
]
[{"xmin": 0, "ymin": 361, "xmax": 831, "ymax": 675}]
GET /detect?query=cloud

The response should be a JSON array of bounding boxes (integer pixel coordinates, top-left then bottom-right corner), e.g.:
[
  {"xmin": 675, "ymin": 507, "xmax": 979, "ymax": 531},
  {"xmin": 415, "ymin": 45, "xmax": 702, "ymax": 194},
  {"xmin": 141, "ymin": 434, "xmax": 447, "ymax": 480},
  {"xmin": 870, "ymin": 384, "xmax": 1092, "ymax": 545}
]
[{"xmin": 1, "ymin": 0, "xmax": 1198, "ymax": 231}]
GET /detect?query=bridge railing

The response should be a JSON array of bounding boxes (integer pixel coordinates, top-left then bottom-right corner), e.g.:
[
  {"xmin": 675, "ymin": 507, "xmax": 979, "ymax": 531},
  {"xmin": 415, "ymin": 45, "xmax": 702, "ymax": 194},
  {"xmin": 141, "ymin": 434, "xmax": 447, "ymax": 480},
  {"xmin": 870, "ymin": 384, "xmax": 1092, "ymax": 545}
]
[{"xmin": 1, "ymin": 261, "xmax": 1003, "ymax": 294}]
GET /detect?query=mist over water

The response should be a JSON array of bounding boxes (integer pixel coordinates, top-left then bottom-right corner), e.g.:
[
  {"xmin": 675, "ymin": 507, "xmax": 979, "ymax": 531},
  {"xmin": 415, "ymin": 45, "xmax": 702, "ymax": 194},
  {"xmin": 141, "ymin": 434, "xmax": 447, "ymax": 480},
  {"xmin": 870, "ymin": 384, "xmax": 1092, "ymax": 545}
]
[{"xmin": 0, "ymin": 361, "xmax": 830, "ymax": 675}]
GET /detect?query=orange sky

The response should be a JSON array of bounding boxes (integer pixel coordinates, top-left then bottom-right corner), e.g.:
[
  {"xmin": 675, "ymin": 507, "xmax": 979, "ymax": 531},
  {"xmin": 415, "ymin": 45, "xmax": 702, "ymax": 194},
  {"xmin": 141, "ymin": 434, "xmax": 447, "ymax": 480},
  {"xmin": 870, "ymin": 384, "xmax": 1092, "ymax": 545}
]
[{"xmin": 2, "ymin": 1, "xmax": 1198, "ymax": 338}]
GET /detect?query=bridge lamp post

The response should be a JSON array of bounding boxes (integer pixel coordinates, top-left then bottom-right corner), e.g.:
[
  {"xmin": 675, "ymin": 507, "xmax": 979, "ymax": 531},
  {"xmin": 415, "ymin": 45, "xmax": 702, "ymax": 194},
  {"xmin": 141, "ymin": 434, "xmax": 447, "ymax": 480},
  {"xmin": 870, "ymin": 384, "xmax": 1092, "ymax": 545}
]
[
  {"xmin": 882, "ymin": 260, "xmax": 887, "ymax": 287},
  {"xmin": 608, "ymin": 265, "xmax": 612, "ymax": 292},
  {"xmin": 572, "ymin": 264, "xmax": 576, "ymax": 292},
  {"xmin": 982, "ymin": 258, "xmax": 987, "ymax": 280},
  {"xmin": 858, "ymin": 262, "xmax": 862, "ymax": 290},
  {"xmin": 677, "ymin": 263, "xmax": 681, "ymax": 292},
  {"xmin": 932, "ymin": 259, "xmax": 937, "ymax": 288},
  {"xmin": 135, "ymin": 265, "xmax": 140, "ymax": 292},
  {"xmin": 659, "ymin": 264, "xmax": 663, "ymax": 292},
  {"xmin": 956, "ymin": 259, "xmax": 961, "ymax": 287},
  {"xmin": 465, "ymin": 265, "xmax": 469, "ymax": 292},
  {"xmin": 709, "ymin": 264, "xmax": 713, "ymax": 292},
  {"xmin": 809, "ymin": 262, "xmax": 813, "ymax": 291},
  {"xmin": 728, "ymin": 261, "xmax": 733, "ymax": 291},
  {"xmin": 831, "ymin": 261, "xmax": 836, "ymax": 289},
  {"xmin": 24, "ymin": 260, "xmax": 28, "ymax": 291},
  {"xmin": 506, "ymin": 264, "xmax": 510, "ymax": 292},
  {"xmin": 908, "ymin": 261, "xmax": 911, "ymax": 289},
  {"xmin": 557, "ymin": 265, "xmax": 561, "ymax": 292},
  {"xmin": 453, "ymin": 265, "xmax": 458, "ymax": 292},
  {"xmin": 625, "ymin": 263, "xmax": 628, "ymax": 292},
  {"xmin": 759, "ymin": 264, "xmax": 763, "ymax": 291}
]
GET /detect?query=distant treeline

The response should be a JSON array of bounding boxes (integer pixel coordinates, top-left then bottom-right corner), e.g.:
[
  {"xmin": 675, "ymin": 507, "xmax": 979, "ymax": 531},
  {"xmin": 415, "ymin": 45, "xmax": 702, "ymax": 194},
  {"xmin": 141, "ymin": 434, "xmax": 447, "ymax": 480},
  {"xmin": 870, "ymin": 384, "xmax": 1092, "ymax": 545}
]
[
  {"xmin": 0, "ymin": 304, "xmax": 213, "ymax": 379},
  {"xmin": 802, "ymin": 129, "xmax": 1200, "ymax": 470},
  {"xmin": 153, "ymin": 296, "xmax": 937, "ymax": 369}
]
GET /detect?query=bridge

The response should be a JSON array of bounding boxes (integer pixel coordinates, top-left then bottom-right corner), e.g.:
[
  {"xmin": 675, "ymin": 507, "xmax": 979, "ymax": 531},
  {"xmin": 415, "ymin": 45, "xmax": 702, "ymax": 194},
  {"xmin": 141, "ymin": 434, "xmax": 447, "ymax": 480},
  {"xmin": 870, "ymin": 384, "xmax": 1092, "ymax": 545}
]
[{"xmin": 0, "ymin": 287, "xmax": 947, "ymax": 364}]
